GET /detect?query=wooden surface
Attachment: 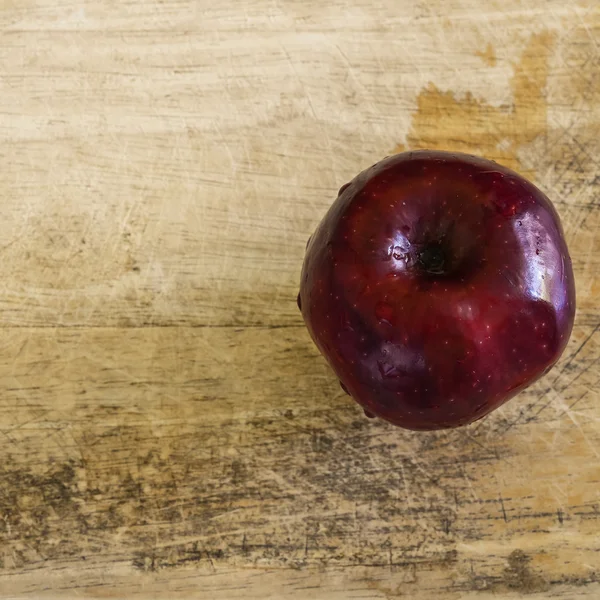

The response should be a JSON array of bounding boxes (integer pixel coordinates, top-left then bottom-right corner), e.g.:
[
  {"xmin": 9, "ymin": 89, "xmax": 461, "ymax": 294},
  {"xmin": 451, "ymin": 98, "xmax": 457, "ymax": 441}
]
[{"xmin": 0, "ymin": 1, "xmax": 599, "ymax": 598}]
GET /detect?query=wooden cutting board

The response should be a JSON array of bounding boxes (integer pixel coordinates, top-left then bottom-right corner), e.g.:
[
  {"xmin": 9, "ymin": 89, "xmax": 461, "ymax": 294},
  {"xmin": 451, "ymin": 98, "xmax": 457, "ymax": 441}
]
[{"xmin": 0, "ymin": 1, "xmax": 598, "ymax": 598}]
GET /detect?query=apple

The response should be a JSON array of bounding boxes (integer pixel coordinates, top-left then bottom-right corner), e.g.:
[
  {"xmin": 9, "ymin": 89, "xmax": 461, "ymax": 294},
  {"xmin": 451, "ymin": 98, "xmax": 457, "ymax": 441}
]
[{"xmin": 298, "ymin": 150, "xmax": 575, "ymax": 430}]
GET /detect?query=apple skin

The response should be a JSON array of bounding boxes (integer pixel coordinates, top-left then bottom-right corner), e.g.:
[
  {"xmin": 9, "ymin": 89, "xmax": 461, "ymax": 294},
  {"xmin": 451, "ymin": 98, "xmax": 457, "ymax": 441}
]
[{"xmin": 298, "ymin": 150, "xmax": 575, "ymax": 430}]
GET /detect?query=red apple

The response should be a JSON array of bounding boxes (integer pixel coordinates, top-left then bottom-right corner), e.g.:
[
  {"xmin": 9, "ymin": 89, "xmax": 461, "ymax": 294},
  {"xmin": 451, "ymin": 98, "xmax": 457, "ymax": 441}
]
[{"xmin": 298, "ymin": 151, "xmax": 575, "ymax": 430}]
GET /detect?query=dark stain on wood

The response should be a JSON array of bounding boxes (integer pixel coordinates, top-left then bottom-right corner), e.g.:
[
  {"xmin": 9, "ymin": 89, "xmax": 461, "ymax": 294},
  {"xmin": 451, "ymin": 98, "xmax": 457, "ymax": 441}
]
[
  {"xmin": 395, "ymin": 31, "xmax": 555, "ymax": 176},
  {"xmin": 501, "ymin": 549, "xmax": 549, "ymax": 593}
]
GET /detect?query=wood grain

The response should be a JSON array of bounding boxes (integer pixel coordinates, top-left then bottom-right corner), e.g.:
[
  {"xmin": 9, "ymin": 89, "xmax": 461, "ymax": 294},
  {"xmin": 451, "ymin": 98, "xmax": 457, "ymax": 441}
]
[{"xmin": 0, "ymin": 0, "xmax": 599, "ymax": 598}]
